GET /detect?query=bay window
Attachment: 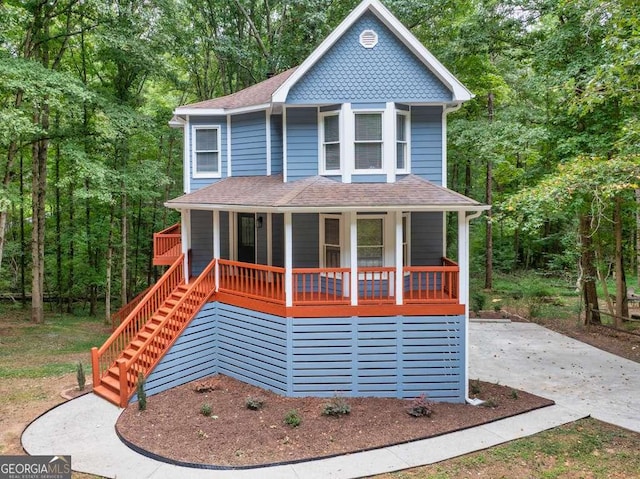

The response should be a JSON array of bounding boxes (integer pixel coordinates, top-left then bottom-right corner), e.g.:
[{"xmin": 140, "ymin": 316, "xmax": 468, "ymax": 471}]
[
  {"xmin": 396, "ymin": 112, "xmax": 408, "ymax": 171},
  {"xmin": 320, "ymin": 113, "xmax": 341, "ymax": 173},
  {"xmin": 354, "ymin": 113, "xmax": 383, "ymax": 170}
]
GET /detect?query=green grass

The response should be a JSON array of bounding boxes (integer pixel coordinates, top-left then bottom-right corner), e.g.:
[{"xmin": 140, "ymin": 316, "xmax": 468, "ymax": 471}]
[
  {"xmin": 375, "ymin": 419, "xmax": 640, "ymax": 478},
  {"xmin": 0, "ymin": 305, "xmax": 111, "ymax": 379}
]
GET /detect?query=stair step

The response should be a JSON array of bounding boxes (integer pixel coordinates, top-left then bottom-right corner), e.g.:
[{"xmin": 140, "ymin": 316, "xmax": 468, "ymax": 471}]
[
  {"xmin": 93, "ymin": 384, "xmax": 122, "ymax": 406},
  {"xmin": 102, "ymin": 373, "xmax": 121, "ymax": 391}
]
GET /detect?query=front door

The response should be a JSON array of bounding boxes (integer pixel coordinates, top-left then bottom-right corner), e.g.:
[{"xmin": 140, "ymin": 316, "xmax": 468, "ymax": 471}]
[{"xmin": 237, "ymin": 213, "xmax": 256, "ymax": 263}]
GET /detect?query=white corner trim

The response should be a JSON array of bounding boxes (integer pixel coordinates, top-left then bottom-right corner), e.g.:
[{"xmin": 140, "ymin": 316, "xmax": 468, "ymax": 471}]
[
  {"xmin": 272, "ymin": 0, "xmax": 473, "ymax": 103},
  {"xmin": 183, "ymin": 115, "xmax": 190, "ymax": 194},
  {"xmin": 266, "ymin": 111, "xmax": 272, "ymax": 176},
  {"xmin": 282, "ymin": 107, "xmax": 288, "ymax": 182},
  {"xmin": 227, "ymin": 116, "xmax": 232, "ymax": 177}
]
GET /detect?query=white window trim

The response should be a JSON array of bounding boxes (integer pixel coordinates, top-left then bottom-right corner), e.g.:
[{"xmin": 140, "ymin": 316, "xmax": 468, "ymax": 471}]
[
  {"xmin": 353, "ymin": 110, "xmax": 386, "ymax": 175},
  {"xmin": 396, "ymin": 110, "xmax": 411, "ymax": 174},
  {"xmin": 319, "ymin": 213, "xmax": 343, "ymax": 268},
  {"xmin": 191, "ymin": 125, "xmax": 222, "ymax": 179},
  {"xmin": 318, "ymin": 110, "xmax": 342, "ymax": 175},
  {"xmin": 402, "ymin": 213, "xmax": 411, "ymax": 267},
  {"xmin": 318, "ymin": 212, "xmax": 411, "ymax": 271}
]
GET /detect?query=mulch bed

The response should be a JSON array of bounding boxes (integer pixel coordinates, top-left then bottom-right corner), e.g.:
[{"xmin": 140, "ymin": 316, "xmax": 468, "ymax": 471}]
[{"xmin": 116, "ymin": 374, "xmax": 553, "ymax": 468}]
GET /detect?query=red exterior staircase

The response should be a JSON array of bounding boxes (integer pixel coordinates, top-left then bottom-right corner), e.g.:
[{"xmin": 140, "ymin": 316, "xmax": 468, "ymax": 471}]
[{"xmin": 92, "ymin": 255, "xmax": 216, "ymax": 407}]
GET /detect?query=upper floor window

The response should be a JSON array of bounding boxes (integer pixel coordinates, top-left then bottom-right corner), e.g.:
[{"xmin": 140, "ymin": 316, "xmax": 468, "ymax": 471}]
[
  {"xmin": 354, "ymin": 113, "xmax": 383, "ymax": 171},
  {"xmin": 192, "ymin": 126, "xmax": 221, "ymax": 178},
  {"xmin": 396, "ymin": 112, "xmax": 409, "ymax": 172},
  {"xmin": 320, "ymin": 112, "xmax": 341, "ymax": 173}
]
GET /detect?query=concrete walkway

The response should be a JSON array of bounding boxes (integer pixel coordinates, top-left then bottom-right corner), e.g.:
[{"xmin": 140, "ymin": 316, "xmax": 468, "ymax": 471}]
[{"xmin": 22, "ymin": 322, "xmax": 640, "ymax": 478}]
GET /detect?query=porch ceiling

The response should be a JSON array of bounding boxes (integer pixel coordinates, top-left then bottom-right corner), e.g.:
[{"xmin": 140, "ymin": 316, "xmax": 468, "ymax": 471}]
[{"xmin": 165, "ymin": 174, "xmax": 488, "ymax": 212}]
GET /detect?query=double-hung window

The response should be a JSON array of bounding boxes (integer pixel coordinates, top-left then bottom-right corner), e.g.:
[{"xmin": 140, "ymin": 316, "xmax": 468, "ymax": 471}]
[
  {"xmin": 192, "ymin": 126, "xmax": 221, "ymax": 177},
  {"xmin": 320, "ymin": 113, "xmax": 341, "ymax": 173},
  {"xmin": 354, "ymin": 113, "xmax": 383, "ymax": 171},
  {"xmin": 321, "ymin": 215, "xmax": 342, "ymax": 268},
  {"xmin": 396, "ymin": 112, "xmax": 409, "ymax": 172}
]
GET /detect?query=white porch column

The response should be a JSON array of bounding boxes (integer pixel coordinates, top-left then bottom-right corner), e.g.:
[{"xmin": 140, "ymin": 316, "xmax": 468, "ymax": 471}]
[
  {"xmin": 284, "ymin": 212, "xmax": 293, "ymax": 307},
  {"xmin": 457, "ymin": 211, "xmax": 469, "ymax": 315},
  {"xmin": 213, "ymin": 210, "xmax": 220, "ymax": 291},
  {"xmin": 181, "ymin": 209, "xmax": 190, "ymax": 284},
  {"xmin": 395, "ymin": 211, "xmax": 403, "ymax": 305},
  {"xmin": 349, "ymin": 211, "xmax": 358, "ymax": 306}
]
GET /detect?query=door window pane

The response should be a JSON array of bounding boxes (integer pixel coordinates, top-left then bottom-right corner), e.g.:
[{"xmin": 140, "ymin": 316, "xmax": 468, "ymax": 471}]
[{"xmin": 357, "ymin": 218, "xmax": 383, "ymax": 267}]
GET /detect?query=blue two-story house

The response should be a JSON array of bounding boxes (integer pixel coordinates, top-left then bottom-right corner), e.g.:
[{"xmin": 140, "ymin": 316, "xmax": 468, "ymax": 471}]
[{"xmin": 92, "ymin": 0, "xmax": 488, "ymax": 408}]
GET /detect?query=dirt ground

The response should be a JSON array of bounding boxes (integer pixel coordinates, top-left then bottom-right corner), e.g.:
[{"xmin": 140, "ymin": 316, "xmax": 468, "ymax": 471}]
[{"xmin": 116, "ymin": 375, "xmax": 553, "ymax": 467}]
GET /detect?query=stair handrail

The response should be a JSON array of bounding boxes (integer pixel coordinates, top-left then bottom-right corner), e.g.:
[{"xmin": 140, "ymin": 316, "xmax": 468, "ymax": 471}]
[
  {"xmin": 118, "ymin": 257, "xmax": 217, "ymax": 406},
  {"xmin": 110, "ymin": 285, "xmax": 153, "ymax": 330},
  {"xmin": 91, "ymin": 254, "xmax": 185, "ymax": 387}
]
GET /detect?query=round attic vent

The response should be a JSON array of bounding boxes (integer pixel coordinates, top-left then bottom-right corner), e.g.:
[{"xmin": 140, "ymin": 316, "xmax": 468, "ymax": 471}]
[{"xmin": 359, "ymin": 29, "xmax": 378, "ymax": 48}]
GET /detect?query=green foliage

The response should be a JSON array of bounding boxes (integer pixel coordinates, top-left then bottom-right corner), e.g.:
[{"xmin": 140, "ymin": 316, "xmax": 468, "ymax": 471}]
[
  {"xmin": 245, "ymin": 396, "xmax": 265, "ymax": 411},
  {"xmin": 283, "ymin": 409, "xmax": 302, "ymax": 428},
  {"xmin": 76, "ymin": 362, "xmax": 86, "ymax": 391},
  {"xmin": 406, "ymin": 393, "xmax": 434, "ymax": 418},
  {"xmin": 137, "ymin": 373, "xmax": 147, "ymax": 411},
  {"xmin": 470, "ymin": 379, "xmax": 481, "ymax": 396},
  {"xmin": 200, "ymin": 403, "xmax": 213, "ymax": 417},
  {"xmin": 321, "ymin": 395, "xmax": 351, "ymax": 417},
  {"xmin": 471, "ymin": 291, "xmax": 487, "ymax": 314}
]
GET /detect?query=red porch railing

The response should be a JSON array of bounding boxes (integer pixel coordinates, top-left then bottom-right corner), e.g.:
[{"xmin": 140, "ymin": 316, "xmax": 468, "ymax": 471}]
[
  {"xmin": 292, "ymin": 268, "xmax": 351, "ymax": 305},
  {"xmin": 218, "ymin": 259, "xmax": 285, "ymax": 304},
  {"xmin": 358, "ymin": 267, "xmax": 397, "ymax": 304},
  {"xmin": 110, "ymin": 285, "xmax": 152, "ymax": 330},
  {"xmin": 153, "ymin": 223, "xmax": 181, "ymax": 265},
  {"xmin": 404, "ymin": 258, "xmax": 459, "ymax": 303},
  {"xmin": 92, "ymin": 254, "xmax": 185, "ymax": 386}
]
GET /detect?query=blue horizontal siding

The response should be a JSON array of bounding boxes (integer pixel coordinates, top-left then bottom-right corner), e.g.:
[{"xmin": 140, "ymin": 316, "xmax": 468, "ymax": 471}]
[
  {"xmin": 286, "ymin": 107, "xmax": 318, "ymax": 181},
  {"xmin": 137, "ymin": 301, "xmax": 465, "ymax": 403},
  {"xmin": 231, "ymin": 111, "xmax": 267, "ymax": 176},
  {"xmin": 411, "ymin": 106, "xmax": 443, "ymax": 183}
]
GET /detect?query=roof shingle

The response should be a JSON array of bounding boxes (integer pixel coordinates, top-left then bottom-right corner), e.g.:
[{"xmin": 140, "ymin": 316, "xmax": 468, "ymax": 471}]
[{"xmin": 166, "ymin": 175, "xmax": 485, "ymax": 211}]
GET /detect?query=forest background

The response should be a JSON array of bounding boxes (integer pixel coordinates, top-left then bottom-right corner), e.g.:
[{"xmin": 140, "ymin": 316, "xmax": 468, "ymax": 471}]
[{"xmin": 0, "ymin": 0, "xmax": 638, "ymax": 325}]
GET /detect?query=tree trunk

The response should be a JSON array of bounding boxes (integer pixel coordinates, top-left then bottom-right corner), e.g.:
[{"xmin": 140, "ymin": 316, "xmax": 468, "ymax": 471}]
[
  {"xmin": 121, "ymin": 193, "xmax": 128, "ymax": 307},
  {"xmin": 579, "ymin": 214, "xmax": 600, "ymax": 324},
  {"xmin": 484, "ymin": 92, "xmax": 494, "ymax": 289},
  {"xmin": 31, "ymin": 114, "xmax": 48, "ymax": 324},
  {"xmin": 636, "ymin": 189, "xmax": 640, "ymax": 288},
  {"xmin": 614, "ymin": 196, "xmax": 628, "ymax": 326}
]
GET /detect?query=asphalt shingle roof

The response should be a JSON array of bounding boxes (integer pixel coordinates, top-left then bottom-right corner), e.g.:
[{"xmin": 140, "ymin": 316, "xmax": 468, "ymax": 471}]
[
  {"xmin": 176, "ymin": 68, "xmax": 297, "ymax": 111},
  {"xmin": 166, "ymin": 175, "xmax": 484, "ymax": 211}
]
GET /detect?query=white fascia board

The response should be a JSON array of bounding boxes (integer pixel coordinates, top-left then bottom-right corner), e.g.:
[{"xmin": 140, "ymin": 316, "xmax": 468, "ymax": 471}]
[
  {"xmin": 272, "ymin": 0, "xmax": 473, "ymax": 104},
  {"xmin": 174, "ymin": 103, "xmax": 271, "ymax": 117},
  {"xmin": 164, "ymin": 202, "xmax": 490, "ymax": 214}
]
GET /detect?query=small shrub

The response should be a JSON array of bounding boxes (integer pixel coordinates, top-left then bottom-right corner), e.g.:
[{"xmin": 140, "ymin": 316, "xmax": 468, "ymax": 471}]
[
  {"xmin": 471, "ymin": 291, "xmax": 487, "ymax": 314},
  {"xmin": 322, "ymin": 395, "xmax": 351, "ymax": 417},
  {"xmin": 245, "ymin": 396, "xmax": 265, "ymax": 410},
  {"xmin": 137, "ymin": 373, "xmax": 147, "ymax": 411},
  {"xmin": 406, "ymin": 393, "xmax": 434, "ymax": 418},
  {"xmin": 480, "ymin": 398, "xmax": 498, "ymax": 408},
  {"xmin": 200, "ymin": 403, "xmax": 213, "ymax": 417},
  {"xmin": 470, "ymin": 379, "xmax": 481, "ymax": 395},
  {"xmin": 76, "ymin": 361, "xmax": 86, "ymax": 391},
  {"xmin": 510, "ymin": 389, "xmax": 519, "ymax": 400},
  {"xmin": 284, "ymin": 409, "xmax": 302, "ymax": 428}
]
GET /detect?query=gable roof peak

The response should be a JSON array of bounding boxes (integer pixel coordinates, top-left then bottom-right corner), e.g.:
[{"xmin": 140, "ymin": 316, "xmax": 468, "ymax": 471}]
[{"xmin": 272, "ymin": 0, "xmax": 472, "ymax": 104}]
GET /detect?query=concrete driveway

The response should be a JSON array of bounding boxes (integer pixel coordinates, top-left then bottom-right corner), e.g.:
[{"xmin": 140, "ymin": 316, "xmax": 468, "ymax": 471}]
[{"xmin": 469, "ymin": 321, "xmax": 640, "ymax": 433}]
